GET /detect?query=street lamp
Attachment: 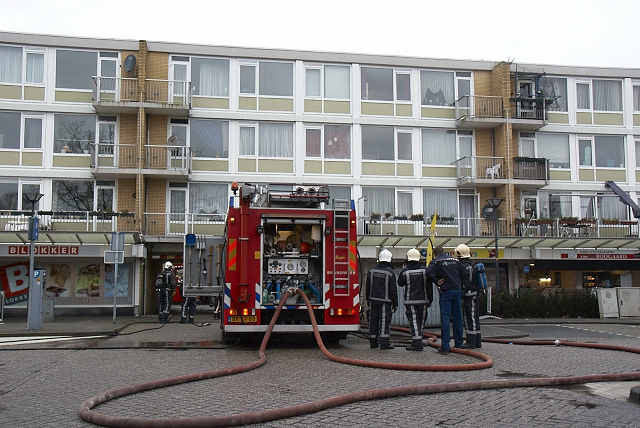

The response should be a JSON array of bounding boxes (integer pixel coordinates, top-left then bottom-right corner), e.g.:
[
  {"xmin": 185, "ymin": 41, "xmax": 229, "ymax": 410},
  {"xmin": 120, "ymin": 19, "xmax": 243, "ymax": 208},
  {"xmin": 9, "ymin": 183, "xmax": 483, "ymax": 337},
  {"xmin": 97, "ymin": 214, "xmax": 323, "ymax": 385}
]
[
  {"xmin": 24, "ymin": 192, "xmax": 43, "ymax": 330},
  {"xmin": 486, "ymin": 197, "xmax": 504, "ymax": 313}
]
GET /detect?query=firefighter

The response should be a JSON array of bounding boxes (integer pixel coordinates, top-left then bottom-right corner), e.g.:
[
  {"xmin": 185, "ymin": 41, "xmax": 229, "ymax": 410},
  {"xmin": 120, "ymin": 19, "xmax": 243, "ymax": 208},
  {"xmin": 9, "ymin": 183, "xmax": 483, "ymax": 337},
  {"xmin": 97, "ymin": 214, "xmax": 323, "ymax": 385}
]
[
  {"xmin": 180, "ymin": 270, "xmax": 197, "ymax": 324},
  {"xmin": 155, "ymin": 261, "xmax": 177, "ymax": 323},
  {"xmin": 365, "ymin": 249, "xmax": 398, "ymax": 350},
  {"xmin": 455, "ymin": 243, "xmax": 481, "ymax": 349},
  {"xmin": 398, "ymin": 248, "xmax": 433, "ymax": 351}
]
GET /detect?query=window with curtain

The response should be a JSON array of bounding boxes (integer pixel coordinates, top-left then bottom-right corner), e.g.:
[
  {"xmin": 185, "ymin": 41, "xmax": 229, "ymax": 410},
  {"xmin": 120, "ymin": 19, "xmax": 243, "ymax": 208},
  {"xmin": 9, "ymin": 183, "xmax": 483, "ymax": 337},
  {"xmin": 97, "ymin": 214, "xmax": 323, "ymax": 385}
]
[
  {"xmin": 259, "ymin": 61, "xmax": 293, "ymax": 96},
  {"xmin": 325, "ymin": 65, "xmax": 350, "ymax": 99},
  {"xmin": 537, "ymin": 133, "xmax": 569, "ymax": 168},
  {"xmin": 538, "ymin": 76, "xmax": 567, "ymax": 112},
  {"xmin": 540, "ymin": 192, "xmax": 572, "ymax": 219},
  {"xmin": 239, "ymin": 125, "xmax": 256, "ymax": 156},
  {"xmin": 0, "ymin": 112, "xmax": 20, "ymax": 149},
  {"xmin": 362, "ymin": 125, "xmax": 393, "ymax": 160},
  {"xmin": 580, "ymin": 196, "xmax": 596, "ymax": 218},
  {"xmin": 636, "ymin": 139, "xmax": 640, "ymax": 168},
  {"xmin": 258, "ymin": 122, "xmax": 293, "ymax": 157},
  {"xmin": 55, "ymin": 50, "xmax": 97, "ymax": 90},
  {"xmin": 397, "ymin": 132, "xmax": 412, "ymax": 161},
  {"xmin": 53, "ymin": 180, "xmax": 94, "ymax": 211},
  {"xmin": 593, "ymin": 80, "xmax": 622, "ymax": 111},
  {"xmin": 397, "ymin": 192, "xmax": 412, "ymax": 217},
  {"xmin": 26, "ymin": 51, "xmax": 44, "ymax": 84},
  {"xmin": 598, "ymin": 195, "xmax": 627, "ymax": 220},
  {"xmin": 595, "ymin": 135, "xmax": 624, "ymax": 168},
  {"xmin": 24, "ymin": 117, "xmax": 43, "ymax": 149},
  {"xmin": 423, "ymin": 188, "xmax": 457, "ymax": 219},
  {"xmin": 324, "ymin": 124, "xmax": 350, "ymax": 159},
  {"xmin": 0, "ymin": 45, "xmax": 22, "ymax": 83},
  {"xmin": 420, "ymin": 70, "xmax": 454, "ymax": 106},
  {"xmin": 189, "ymin": 183, "xmax": 227, "ymax": 215},
  {"xmin": 54, "ymin": 114, "xmax": 96, "ymax": 154},
  {"xmin": 192, "ymin": 58, "xmax": 229, "ymax": 97},
  {"xmin": 305, "ymin": 128, "xmax": 321, "ymax": 157},
  {"xmin": 0, "ymin": 178, "xmax": 19, "ymax": 210},
  {"xmin": 362, "ymin": 186, "xmax": 394, "ymax": 216},
  {"xmin": 422, "ymin": 129, "xmax": 456, "ymax": 165},
  {"xmin": 361, "ymin": 67, "xmax": 392, "ymax": 101},
  {"xmin": 190, "ymin": 119, "xmax": 229, "ymax": 158},
  {"xmin": 328, "ymin": 186, "xmax": 351, "ymax": 207},
  {"xmin": 578, "ymin": 139, "xmax": 592, "ymax": 166},
  {"xmin": 634, "ymin": 85, "xmax": 640, "ymax": 111},
  {"xmin": 576, "ymin": 83, "xmax": 591, "ymax": 110}
]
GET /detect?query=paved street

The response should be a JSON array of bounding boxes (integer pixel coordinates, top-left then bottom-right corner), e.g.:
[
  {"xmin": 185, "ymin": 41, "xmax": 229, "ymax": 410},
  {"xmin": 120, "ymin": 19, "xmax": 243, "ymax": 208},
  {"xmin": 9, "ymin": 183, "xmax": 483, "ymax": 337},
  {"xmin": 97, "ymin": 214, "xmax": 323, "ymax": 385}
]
[{"xmin": 1, "ymin": 314, "xmax": 639, "ymax": 427}]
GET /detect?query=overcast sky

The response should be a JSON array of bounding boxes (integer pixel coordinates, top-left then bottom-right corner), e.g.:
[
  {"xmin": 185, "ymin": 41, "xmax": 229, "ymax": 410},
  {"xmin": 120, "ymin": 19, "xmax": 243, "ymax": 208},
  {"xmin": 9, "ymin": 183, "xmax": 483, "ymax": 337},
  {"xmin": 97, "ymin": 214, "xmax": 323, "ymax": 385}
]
[{"xmin": 2, "ymin": 0, "xmax": 639, "ymax": 68}]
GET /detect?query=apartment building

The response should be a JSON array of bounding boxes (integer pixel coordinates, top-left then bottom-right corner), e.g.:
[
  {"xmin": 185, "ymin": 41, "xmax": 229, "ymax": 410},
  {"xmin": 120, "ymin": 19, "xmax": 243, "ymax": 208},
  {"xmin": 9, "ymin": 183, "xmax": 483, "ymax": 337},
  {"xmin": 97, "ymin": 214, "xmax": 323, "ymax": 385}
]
[{"xmin": 1, "ymin": 31, "xmax": 639, "ymax": 316}]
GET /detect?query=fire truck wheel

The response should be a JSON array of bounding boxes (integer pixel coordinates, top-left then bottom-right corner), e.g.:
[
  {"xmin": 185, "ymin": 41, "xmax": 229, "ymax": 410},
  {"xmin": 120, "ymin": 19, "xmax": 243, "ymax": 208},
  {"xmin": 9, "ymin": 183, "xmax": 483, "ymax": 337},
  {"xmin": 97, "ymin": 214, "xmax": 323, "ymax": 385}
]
[
  {"xmin": 222, "ymin": 330, "xmax": 240, "ymax": 345},
  {"xmin": 320, "ymin": 332, "xmax": 348, "ymax": 344}
]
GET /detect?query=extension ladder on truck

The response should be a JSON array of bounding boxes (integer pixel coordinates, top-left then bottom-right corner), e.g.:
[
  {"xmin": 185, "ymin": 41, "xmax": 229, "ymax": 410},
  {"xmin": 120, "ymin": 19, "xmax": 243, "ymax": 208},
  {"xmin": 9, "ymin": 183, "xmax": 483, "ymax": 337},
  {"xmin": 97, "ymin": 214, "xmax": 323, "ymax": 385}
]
[{"xmin": 332, "ymin": 199, "xmax": 351, "ymax": 295}]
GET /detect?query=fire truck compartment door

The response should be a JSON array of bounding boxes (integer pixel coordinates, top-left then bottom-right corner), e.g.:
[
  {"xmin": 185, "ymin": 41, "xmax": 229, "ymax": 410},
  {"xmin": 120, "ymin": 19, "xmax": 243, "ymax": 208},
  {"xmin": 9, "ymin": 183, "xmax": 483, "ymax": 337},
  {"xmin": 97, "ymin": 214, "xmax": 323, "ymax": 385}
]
[{"xmin": 182, "ymin": 235, "xmax": 226, "ymax": 296}]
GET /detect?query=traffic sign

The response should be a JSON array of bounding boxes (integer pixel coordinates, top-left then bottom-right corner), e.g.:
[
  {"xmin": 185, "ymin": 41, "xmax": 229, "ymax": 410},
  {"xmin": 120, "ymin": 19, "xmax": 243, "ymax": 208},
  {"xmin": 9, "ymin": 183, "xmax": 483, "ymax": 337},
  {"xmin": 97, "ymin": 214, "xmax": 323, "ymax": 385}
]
[{"xmin": 104, "ymin": 250, "xmax": 124, "ymax": 264}]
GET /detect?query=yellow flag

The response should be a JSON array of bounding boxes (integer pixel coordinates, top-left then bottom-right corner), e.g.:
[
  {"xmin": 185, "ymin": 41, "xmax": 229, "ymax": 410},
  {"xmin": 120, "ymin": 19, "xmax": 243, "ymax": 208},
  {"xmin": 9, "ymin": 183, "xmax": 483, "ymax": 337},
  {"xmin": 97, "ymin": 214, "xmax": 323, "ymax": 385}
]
[{"xmin": 426, "ymin": 210, "xmax": 437, "ymax": 265}]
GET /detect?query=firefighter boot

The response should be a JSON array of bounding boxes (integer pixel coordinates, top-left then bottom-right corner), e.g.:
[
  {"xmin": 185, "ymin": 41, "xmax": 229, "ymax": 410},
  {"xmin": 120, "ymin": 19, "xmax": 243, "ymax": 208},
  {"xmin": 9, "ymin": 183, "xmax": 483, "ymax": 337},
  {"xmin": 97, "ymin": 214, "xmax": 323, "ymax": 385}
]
[
  {"xmin": 406, "ymin": 339, "xmax": 423, "ymax": 351},
  {"xmin": 463, "ymin": 333, "xmax": 477, "ymax": 349},
  {"xmin": 370, "ymin": 338, "xmax": 379, "ymax": 349},
  {"xmin": 180, "ymin": 317, "xmax": 187, "ymax": 324},
  {"xmin": 379, "ymin": 338, "xmax": 394, "ymax": 350},
  {"xmin": 476, "ymin": 332, "xmax": 482, "ymax": 349}
]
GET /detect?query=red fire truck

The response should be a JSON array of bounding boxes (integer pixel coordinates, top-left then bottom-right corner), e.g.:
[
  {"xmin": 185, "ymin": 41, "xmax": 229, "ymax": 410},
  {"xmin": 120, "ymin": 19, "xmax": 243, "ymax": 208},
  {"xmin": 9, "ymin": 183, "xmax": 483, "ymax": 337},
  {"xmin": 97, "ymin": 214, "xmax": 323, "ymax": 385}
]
[{"xmin": 218, "ymin": 183, "xmax": 360, "ymax": 342}]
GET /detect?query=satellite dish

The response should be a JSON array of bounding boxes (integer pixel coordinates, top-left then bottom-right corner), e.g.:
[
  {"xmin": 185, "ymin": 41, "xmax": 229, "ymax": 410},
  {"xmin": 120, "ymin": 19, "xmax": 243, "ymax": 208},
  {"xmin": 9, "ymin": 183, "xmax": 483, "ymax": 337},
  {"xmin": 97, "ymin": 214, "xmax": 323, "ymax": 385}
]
[
  {"xmin": 123, "ymin": 54, "xmax": 136, "ymax": 73},
  {"xmin": 167, "ymin": 135, "xmax": 178, "ymax": 145}
]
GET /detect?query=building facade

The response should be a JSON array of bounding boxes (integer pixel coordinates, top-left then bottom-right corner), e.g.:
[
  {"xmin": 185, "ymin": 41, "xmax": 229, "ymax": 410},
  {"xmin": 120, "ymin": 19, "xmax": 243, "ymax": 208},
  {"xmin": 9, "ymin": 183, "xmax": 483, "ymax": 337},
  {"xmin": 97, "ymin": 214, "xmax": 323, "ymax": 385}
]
[{"xmin": 1, "ymin": 31, "xmax": 639, "ymax": 317}]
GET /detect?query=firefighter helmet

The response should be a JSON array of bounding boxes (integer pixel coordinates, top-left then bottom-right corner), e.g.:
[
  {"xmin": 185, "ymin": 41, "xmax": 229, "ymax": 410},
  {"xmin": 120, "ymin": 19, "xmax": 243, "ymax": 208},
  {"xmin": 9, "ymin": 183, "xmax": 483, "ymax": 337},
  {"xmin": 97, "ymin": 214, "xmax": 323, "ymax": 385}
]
[
  {"xmin": 164, "ymin": 261, "xmax": 173, "ymax": 269},
  {"xmin": 406, "ymin": 248, "xmax": 421, "ymax": 261},
  {"xmin": 454, "ymin": 244, "xmax": 471, "ymax": 258},
  {"xmin": 378, "ymin": 249, "xmax": 392, "ymax": 262}
]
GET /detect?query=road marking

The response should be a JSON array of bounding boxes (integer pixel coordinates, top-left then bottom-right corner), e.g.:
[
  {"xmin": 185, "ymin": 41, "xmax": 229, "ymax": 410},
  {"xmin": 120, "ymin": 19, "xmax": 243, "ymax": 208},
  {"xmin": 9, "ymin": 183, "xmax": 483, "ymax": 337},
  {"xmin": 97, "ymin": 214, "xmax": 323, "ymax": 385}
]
[
  {"xmin": 559, "ymin": 325, "xmax": 640, "ymax": 339},
  {"xmin": 0, "ymin": 335, "xmax": 106, "ymax": 346}
]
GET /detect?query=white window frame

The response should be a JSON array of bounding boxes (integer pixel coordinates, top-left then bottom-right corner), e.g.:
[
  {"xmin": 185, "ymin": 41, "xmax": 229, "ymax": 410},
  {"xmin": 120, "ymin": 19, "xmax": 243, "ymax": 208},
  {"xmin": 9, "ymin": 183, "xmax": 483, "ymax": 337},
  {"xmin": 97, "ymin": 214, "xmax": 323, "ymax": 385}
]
[
  {"xmin": 578, "ymin": 136, "xmax": 593, "ymax": 167},
  {"xmin": 24, "ymin": 48, "xmax": 45, "ymax": 86},
  {"xmin": 576, "ymin": 78, "xmax": 623, "ymax": 112},
  {"xmin": 239, "ymin": 61, "xmax": 257, "ymax": 95},
  {"xmin": 238, "ymin": 122, "xmax": 257, "ymax": 157},
  {"xmin": 394, "ymin": 70, "xmax": 411, "ymax": 102}
]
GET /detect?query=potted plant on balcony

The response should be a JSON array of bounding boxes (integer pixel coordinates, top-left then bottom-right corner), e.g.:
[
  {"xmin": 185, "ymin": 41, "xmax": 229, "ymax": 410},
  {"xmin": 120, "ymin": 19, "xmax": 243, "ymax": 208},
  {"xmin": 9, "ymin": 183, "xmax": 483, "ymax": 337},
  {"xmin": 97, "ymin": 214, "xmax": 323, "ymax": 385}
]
[
  {"xmin": 409, "ymin": 213, "xmax": 424, "ymax": 221},
  {"xmin": 394, "ymin": 214, "xmax": 408, "ymax": 220},
  {"xmin": 620, "ymin": 219, "xmax": 637, "ymax": 225},
  {"xmin": 369, "ymin": 212, "xmax": 381, "ymax": 221},
  {"xmin": 579, "ymin": 217, "xmax": 597, "ymax": 224},
  {"xmin": 384, "ymin": 212, "xmax": 393, "ymax": 220},
  {"xmin": 537, "ymin": 217, "xmax": 554, "ymax": 224},
  {"xmin": 515, "ymin": 217, "xmax": 529, "ymax": 224},
  {"xmin": 601, "ymin": 218, "xmax": 619, "ymax": 225},
  {"xmin": 560, "ymin": 216, "xmax": 578, "ymax": 226}
]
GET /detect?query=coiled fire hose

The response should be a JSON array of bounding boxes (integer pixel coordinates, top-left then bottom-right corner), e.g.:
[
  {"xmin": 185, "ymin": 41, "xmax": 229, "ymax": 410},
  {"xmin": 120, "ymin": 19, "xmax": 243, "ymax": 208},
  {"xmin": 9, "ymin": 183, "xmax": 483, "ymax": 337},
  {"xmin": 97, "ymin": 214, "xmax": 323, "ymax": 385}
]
[{"xmin": 80, "ymin": 288, "xmax": 640, "ymax": 427}]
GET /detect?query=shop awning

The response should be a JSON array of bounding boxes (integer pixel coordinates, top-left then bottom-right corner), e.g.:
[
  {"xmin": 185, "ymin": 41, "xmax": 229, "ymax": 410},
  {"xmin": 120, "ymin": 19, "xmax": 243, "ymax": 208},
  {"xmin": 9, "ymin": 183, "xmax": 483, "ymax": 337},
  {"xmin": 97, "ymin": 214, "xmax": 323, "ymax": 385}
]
[{"xmin": 0, "ymin": 231, "xmax": 142, "ymax": 245}]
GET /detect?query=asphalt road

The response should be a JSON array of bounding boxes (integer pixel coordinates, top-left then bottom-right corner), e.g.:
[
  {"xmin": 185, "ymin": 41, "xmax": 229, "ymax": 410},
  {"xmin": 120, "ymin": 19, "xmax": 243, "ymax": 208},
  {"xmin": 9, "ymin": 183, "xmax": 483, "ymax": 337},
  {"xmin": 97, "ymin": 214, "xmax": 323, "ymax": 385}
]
[{"xmin": 1, "ymin": 318, "xmax": 639, "ymax": 427}]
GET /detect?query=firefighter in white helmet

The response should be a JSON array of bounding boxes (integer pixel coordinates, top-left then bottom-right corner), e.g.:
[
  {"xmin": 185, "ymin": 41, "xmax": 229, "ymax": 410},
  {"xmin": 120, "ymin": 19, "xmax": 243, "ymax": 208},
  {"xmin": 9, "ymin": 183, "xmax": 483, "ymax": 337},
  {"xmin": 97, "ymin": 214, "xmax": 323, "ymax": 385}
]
[
  {"xmin": 155, "ymin": 261, "xmax": 177, "ymax": 323},
  {"xmin": 398, "ymin": 248, "xmax": 433, "ymax": 351},
  {"xmin": 365, "ymin": 249, "xmax": 398, "ymax": 349},
  {"xmin": 454, "ymin": 244, "xmax": 481, "ymax": 349}
]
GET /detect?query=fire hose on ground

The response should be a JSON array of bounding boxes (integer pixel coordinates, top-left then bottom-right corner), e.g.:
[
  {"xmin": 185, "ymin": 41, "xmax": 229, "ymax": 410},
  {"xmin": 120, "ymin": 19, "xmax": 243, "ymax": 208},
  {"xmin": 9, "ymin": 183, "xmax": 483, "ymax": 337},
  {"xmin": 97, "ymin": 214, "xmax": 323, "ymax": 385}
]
[{"xmin": 79, "ymin": 288, "xmax": 640, "ymax": 427}]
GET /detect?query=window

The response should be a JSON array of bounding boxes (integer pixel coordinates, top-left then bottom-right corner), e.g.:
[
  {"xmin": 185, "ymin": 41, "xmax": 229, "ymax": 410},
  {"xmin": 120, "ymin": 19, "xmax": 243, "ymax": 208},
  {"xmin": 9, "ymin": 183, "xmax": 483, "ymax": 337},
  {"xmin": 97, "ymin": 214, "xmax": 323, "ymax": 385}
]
[
  {"xmin": 598, "ymin": 194, "xmax": 628, "ymax": 220},
  {"xmin": 423, "ymin": 188, "xmax": 457, "ymax": 219},
  {"xmin": 397, "ymin": 191, "xmax": 413, "ymax": 218},
  {"xmin": 634, "ymin": 84, "xmax": 640, "ymax": 112},
  {"xmin": 190, "ymin": 119, "xmax": 229, "ymax": 158},
  {"xmin": 420, "ymin": 70, "xmax": 454, "ymax": 106},
  {"xmin": 192, "ymin": 57, "xmax": 229, "ymax": 97},
  {"xmin": 578, "ymin": 138, "xmax": 592, "ymax": 166},
  {"xmin": 576, "ymin": 79, "xmax": 622, "ymax": 112},
  {"xmin": 538, "ymin": 76, "xmax": 567, "ymax": 112},
  {"xmin": 361, "ymin": 67, "xmax": 393, "ymax": 101},
  {"xmin": 25, "ymin": 50, "xmax": 44, "ymax": 84},
  {"xmin": 537, "ymin": 133, "xmax": 569, "ymax": 168},
  {"xmin": 395, "ymin": 72, "xmax": 410, "ymax": 102},
  {"xmin": 53, "ymin": 180, "xmax": 94, "ymax": 211},
  {"xmin": 0, "ymin": 45, "xmax": 22, "ymax": 83},
  {"xmin": 97, "ymin": 116, "xmax": 116, "ymax": 155},
  {"xmin": 0, "ymin": 179, "xmax": 19, "ymax": 210},
  {"xmin": 240, "ymin": 63, "xmax": 256, "ymax": 94},
  {"xmin": 519, "ymin": 132, "xmax": 536, "ymax": 157},
  {"xmin": 328, "ymin": 186, "xmax": 351, "ymax": 207},
  {"xmin": 422, "ymin": 129, "xmax": 456, "ymax": 165},
  {"xmin": 362, "ymin": 126, "xmax": 393, "ymax": 160},
  {"xmin": 580, "ymin": 196, "xmax": 595, "ymax": 218},
  {"xmin": 189, "ymin": 183, "xmax": 227, "ymax": 216},
  {"xmin": 0, "ymin": 112, "xmax": 20, "ymax": 149},
  {"xmin": 56, "ymin": 50, "xmax": 97, "ymax": 90},
  {"xmin": 239, "ymin": 125, "xmax": 256, "ymax": 156},
  {"xmin": 306, "ymin": 125, "xmax": 351, "ymax": 159},
  {"xmin": 259, "ymin": 122, "xmax": 293, "ymax": 157},
  {"xmin": 96, "ymin": 181, "xmax": 115, "ymax": 212},
  {"xmin": 24, "ymin": 117, "xmax": 43, "ymax": 149},
  {"xmin": 594, "ymin": 135, "xmax": 624, "ymax": 168},
  {"xmin": 54, "ymin": 114, "xmax": 96, "ymax": 153},
  {"xmin": 99, "ymin": 52, "xmax": 118, "ymax": 93},
  {"xmin": 362, "ymin": 186, "xmax": 394, "ymax": 216},
  {"xmin": 170, "ymin": 56, "xmax": 189, "ymax": 99},
  {"xmin": 397, "ymin": 131, "xmax": 412, "ymax": 161},
  {"xmin": 259, "ymin": 62, "xmax": 293, "ymax": 96},
  {"xmin": 540, "ymin": 191, "xmax": 572, "ymax": 219},
  {"xmin": 636, "ymin": 139, "xmax": 640, "ymax": 168},
  {"xmin": 306, "ymin": 64, "xmax": 350, "ymax": 100}
]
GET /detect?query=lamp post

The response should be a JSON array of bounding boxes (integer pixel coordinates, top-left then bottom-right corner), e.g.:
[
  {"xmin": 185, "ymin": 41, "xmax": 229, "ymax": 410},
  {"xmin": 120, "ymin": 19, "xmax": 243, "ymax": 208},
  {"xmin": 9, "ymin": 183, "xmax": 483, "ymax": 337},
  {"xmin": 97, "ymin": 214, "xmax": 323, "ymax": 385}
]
[
  {"xmin": 24, "ymin": 192, "xmax": 43, "ymax": 330},
  {"xmin": 486, "ymin": 197, "xmax": 504, "ymax": 314}
]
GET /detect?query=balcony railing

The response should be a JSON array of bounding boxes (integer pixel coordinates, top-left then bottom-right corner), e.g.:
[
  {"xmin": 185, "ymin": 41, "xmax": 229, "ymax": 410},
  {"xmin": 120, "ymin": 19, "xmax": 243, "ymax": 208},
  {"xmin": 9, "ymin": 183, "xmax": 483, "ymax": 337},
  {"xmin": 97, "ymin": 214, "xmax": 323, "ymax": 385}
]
[
  {"xmin": 455, "ymin": 95, "xmax": 504, "ymax": 122},
  {"xmin": 0, "ymin": 211, "xmax": 137, "ymax": 233},
  {"xmin": 357, "ymin": 217, "xmax": 509, "ymax": 237},
  {"xmin": 509, "ymin": 97, "xmax": 547, "ymax": 120},
  {"xmin": 456, "ymin": 155, "xmax": 505, "ymax": 182},
  {"xmin": 90, "ymin": 143, "xmax": 139, "ymax": 169},
  {"xmin": 92, "ymin": 77, "xmax": 191, "ymax": 108},
  {"xmin": 513, "ymin": 157, "xmax": 549, "ymax": 181},
  {"xmin": 145, "ymin": 145, "xmax": 191, "ymax": 172},
  {"xmin": 517, "ymin": 219, "xmax": 639, "ymax": 238},
  {"xmin": 144, "ymin": 213, "xmax": 226, "ymax": 236}
]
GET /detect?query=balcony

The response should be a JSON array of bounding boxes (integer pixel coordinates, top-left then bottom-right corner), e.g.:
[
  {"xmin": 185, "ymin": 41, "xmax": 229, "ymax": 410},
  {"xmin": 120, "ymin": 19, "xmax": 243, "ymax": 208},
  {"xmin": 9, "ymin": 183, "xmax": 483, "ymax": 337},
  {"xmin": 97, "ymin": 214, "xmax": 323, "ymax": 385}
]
[
  {"xmin": 509, "ymin": 97, "xmax": 548, "ymax": 130},
  {"xmin": 92, "ymin": 77, "xmax": 191, "ymax": 116},
  {"xmin": 516, "ymin": 218, "xmax": 639, "ymax": 240},
  {"xmin": 89, "ymin": 144, "xmax": 191, "ymax": 178},
  {"xmin": 143, "ymin": 213, "xmax": 226, "ymax": 238},
  {"xmin": 456, "ymin": 156, "xmax": 506, "ymax": 187},
  {"xmin": 0, "ymin": 211, "xmax": 137, "ymax": 234},
  {"xmin": 513, "ymin": 157, "xmax": 549, "ymax": 188},
  {"xmin": 455, "ymin": 95, "xmax": 506, "ymax": 129}
]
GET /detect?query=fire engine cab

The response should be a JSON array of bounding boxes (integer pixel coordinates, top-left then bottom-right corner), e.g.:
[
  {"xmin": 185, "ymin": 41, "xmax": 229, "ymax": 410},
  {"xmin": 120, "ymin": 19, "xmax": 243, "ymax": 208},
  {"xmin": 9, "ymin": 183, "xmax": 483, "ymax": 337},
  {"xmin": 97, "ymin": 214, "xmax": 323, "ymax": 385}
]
[{"xmin": 217, "ymin": 182, "xmax": 360, "ymax": 342}]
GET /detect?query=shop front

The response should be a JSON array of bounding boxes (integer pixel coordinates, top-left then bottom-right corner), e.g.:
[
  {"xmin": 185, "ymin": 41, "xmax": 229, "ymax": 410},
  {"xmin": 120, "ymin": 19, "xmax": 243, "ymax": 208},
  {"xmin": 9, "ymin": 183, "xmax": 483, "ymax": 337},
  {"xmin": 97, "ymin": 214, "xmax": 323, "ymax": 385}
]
[{"xmin": 0, "ymin": 232, "xmax": 144, "ymax": 317}]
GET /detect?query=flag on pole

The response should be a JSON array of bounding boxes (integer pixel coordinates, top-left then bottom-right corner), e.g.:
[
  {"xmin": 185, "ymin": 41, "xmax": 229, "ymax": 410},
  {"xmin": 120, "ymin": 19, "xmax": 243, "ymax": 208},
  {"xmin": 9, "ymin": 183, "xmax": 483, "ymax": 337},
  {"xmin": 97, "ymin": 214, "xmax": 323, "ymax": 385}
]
[{"xmin": 426, "ymin": 211, "xmax": 437, "ymax": 265}]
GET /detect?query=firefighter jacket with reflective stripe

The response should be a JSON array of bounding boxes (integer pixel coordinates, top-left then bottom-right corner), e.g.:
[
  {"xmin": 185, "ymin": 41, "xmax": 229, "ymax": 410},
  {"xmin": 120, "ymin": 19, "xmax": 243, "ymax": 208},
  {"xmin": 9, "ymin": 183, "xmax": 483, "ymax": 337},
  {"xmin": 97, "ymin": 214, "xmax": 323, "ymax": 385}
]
[
  {"xmin": 426, "ymin": 254, "xmax": 463, "ymax": 291},
  {"xmin": 398, "ymin": 261, "xmax": 433, "ymax": 305},
  {"xmin": 365, "ymin": 262, "xmax": 398, "ymax": 305},
  {"xmin": 459, "ymin": 258, "xmax": 477, "ymax": 296}
]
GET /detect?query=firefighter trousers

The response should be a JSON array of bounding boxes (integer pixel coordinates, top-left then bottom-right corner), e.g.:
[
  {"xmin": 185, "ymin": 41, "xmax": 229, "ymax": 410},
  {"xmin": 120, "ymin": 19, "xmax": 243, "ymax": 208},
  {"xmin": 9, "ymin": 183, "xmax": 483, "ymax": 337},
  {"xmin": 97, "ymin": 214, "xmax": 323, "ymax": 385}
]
[
  {"xmin": 405, "ymin": 304, "xmax": 426, "ymax": 349},
  {"xmin": 157, "ymin": 288, "xmax": 172, "ymax": 322},
  {"xmin": 369, "ymin": 301, "xmax": 393, "ymax": 347}
]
